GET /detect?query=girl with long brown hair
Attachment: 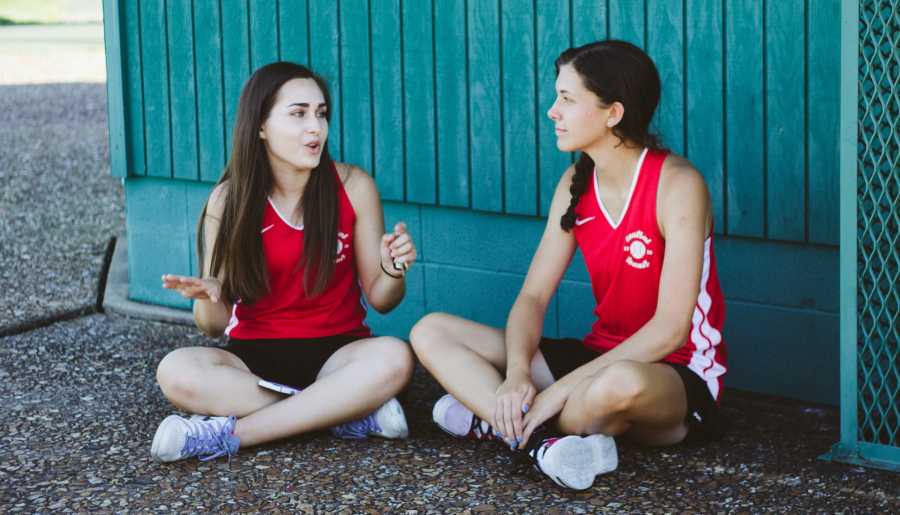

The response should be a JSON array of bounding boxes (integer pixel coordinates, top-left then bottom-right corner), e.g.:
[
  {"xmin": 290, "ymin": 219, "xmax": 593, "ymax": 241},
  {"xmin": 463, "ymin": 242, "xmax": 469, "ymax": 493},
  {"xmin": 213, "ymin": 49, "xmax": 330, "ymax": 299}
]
[
  {"xmin": 411, "ymin": 40, "xmax": 728, "ymax": 490},
  {"xmin": 150, "ymin": 62, "xmax": 417, "ymax": 462}
]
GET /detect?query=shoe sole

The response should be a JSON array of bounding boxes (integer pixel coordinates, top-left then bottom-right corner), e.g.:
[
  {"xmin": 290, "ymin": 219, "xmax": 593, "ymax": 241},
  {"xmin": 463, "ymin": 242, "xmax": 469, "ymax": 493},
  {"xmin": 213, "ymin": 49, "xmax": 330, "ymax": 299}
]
[{"xmin": 540, "ymin": 434, "xmax": 618, "ymax": 490}]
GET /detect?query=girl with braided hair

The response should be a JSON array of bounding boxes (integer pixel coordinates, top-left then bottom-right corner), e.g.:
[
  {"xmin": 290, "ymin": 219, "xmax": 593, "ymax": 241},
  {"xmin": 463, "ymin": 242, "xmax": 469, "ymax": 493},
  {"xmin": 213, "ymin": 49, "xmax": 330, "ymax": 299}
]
[{"xmin": 410, "ymin": 40, "xmax": 727, "ymax": 490}]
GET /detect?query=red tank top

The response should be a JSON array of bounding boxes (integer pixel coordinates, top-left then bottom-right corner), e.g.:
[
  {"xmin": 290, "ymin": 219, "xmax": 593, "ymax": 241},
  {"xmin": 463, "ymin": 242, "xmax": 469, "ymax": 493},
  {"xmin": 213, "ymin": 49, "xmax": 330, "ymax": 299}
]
[
  {"xmin": 572, "ymin": 149, "xmax": 728, "ymax": 400},
  {"xmin": 225, "ymin": 171, "xmax": 371, "ymax": 340}
]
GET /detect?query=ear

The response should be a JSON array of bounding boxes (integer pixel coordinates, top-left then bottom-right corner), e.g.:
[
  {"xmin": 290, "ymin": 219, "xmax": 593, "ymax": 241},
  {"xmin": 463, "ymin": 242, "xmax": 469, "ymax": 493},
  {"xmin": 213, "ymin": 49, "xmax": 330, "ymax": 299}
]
[
  {"xmin": 258, "ymin": 123, "xmax": 267, "ymax": 140},
  {"xmin": 606, "ymin": 102, "xmax": 625, "ymax": 128}
]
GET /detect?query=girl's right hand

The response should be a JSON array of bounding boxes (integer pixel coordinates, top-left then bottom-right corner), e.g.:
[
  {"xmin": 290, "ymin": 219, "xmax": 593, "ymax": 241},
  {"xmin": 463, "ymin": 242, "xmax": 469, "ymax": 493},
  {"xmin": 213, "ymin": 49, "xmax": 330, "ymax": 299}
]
[
  {"xmin": 161, "ymin": 274, "xmax": 222, "ymax": 303},
  {"xmin": 493, "ymin": 371, "xmax": 537, "ymax": 449}
]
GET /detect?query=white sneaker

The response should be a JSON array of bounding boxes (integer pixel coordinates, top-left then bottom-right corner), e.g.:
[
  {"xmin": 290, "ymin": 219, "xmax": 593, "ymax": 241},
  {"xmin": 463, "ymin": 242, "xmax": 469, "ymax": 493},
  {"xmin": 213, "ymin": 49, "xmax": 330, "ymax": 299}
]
[
  {"xmin": 527, "ymin": 434, "xmax": 618, "ymax": 490},
  {"xmin": 371, "ymin": 397, "xmax": 409, "ymax": 438},
  {"xmin": 150, "ymin": 414, "xmax": 239, "ymax": 462},
  {"xmin": 331, "ymin": 397, "xmax": 409, "ymax": 439},
  {"xmin": 432, "ymin": 394, "xmax": 497, "ymax": 441}
]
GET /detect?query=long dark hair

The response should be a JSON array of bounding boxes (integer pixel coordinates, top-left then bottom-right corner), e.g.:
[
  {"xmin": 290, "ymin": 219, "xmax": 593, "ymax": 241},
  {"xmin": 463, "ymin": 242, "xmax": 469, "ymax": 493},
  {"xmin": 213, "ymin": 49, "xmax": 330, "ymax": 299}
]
[
  {"xmin": 557, "ymin": 40, "xmax": 665, "ymax": 231},
  {"xmin": 199, "ymin": 61, "xmax": 339, "ymax": 303}
]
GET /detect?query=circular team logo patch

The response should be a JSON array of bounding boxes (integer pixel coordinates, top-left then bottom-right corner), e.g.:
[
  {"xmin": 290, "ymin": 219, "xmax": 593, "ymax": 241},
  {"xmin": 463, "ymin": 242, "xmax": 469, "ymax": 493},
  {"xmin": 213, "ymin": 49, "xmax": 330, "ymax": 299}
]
[
  {"xmin": 624, "ymin": 230, "xmax": 653, "ymax": 269},
  {"xmin": 335, "ymin": 232, "xmax": 350, "ymax": 264}
]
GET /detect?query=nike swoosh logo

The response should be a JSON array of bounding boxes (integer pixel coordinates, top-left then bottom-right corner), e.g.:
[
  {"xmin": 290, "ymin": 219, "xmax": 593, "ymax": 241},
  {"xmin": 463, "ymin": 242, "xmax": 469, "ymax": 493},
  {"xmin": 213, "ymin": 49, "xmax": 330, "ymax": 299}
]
[
  {"xmin": 261, "ymin": 224, "xmax": 275, "ymax": 234},
  {"xmin": 574, "ymin": 216, "xmax": 596, "ymax": 226}
]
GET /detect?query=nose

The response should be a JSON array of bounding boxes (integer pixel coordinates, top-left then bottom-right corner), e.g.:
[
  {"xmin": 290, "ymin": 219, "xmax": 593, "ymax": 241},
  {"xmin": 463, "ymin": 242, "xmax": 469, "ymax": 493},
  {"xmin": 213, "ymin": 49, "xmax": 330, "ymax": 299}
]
[
  {"xmin": 304, "ymin": 117, "xmax": 323, "ymax": 135},
  {"xmin": 547, "ymin": 102, "xmax": 561, "ymax": 121}
]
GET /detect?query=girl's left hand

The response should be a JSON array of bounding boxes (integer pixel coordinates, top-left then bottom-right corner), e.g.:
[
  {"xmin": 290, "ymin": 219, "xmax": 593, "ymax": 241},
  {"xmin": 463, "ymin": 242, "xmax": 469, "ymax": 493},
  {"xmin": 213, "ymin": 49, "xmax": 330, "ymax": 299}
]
[
  {"xmin": 519, "ymin": 385, "xmax": 569, "ymax": 449},
  {"xmin": 381, "ymin": 222, "xmax": 417, "ymax": 275}
]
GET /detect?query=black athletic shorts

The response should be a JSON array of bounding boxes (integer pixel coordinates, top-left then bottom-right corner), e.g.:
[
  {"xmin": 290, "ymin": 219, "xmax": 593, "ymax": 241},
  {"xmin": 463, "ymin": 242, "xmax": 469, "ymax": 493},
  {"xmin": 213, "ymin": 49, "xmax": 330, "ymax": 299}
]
[
  {"xmin": 222, "ymin": 334, "xmax": 364, "ymax": 389},
  {"xmin": 538, "ymin": 337, "xmax": 724, "ymax": 441}
]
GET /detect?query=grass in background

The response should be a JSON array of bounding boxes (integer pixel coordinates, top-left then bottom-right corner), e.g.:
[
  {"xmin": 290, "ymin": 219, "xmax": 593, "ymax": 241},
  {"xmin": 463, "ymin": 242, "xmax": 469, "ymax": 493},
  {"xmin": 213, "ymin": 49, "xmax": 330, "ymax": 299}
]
[{"xmin": 0, "ymin": 0, "xmax": 101, "ymax": 25}]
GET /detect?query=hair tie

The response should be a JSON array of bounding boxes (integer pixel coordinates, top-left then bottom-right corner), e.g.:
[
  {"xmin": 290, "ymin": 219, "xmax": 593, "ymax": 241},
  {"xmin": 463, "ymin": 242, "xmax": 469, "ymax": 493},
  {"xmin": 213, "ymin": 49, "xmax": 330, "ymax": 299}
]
[{"xmin": 381, "ymin": 261, "xmax": 404, "ymax": 279}]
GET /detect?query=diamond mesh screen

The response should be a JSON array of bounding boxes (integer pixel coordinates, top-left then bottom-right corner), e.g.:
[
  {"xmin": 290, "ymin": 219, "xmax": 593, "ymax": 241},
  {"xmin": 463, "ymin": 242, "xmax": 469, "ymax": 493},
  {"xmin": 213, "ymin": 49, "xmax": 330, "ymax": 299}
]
[{"xmin": 857, "ymin": 0, "xmax": 899, "ymax": 448}]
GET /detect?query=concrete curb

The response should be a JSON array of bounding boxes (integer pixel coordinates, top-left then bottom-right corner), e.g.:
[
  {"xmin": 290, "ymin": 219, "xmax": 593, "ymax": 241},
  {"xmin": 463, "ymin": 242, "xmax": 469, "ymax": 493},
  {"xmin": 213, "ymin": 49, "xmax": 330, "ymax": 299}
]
[{"xmin": 102, "ymin": 235, "xmax": 194, "ymax": 326}]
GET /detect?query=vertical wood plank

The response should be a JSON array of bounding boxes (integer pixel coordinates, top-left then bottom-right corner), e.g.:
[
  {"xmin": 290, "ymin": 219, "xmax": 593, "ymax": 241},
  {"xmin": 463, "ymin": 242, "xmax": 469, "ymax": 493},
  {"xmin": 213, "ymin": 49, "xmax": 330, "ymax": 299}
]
[
  {"xmin": 686, "ymin": 0, "xmax": 725, "ymax": 231},
  {"xmin": 468, "ymin": 0, "xmax": 502, "ymax": 212},
  {"xmin": 647, "ymin": 0, "xmax": 684, "ymax": 154},
  {"xmin": 609, "ymin": 0, "xmax": 644, "ymax": 48},
  {"xmin": 537, "ymin": 0, "xmax": 572, "ymax": 216},
  {"xmin": 371, "ymin": 0, "xmax": 404, "ymax": 200},
  {"xmin": 221, "ymin": 0, "xmax": 250, "ymax": 159},
  {"xmin": 808, "ymin": 0, "xmax": 840, "ymax": 245},
  {"xmin": 435, "ymin": 0, "xmax": 469, "ymax": 208},
  {"xmin": 502, "ymin": 1, "xmax": 537, "ymax": 215},
  {"xmin": 140, "ymin": 0, "xmax": 172, "ymax": 178},
  {"xmin": 340, "ymin": 0, "xmax": 373, "ymax": 173},
  {"xmin": 102, "ymin": 0, "xmax": 127, "ymax": 178},
  {"xmin": 168, "ymin": 0, "xmax": 199, "ymax": 181},
  {"xmin": 572, "ymin": 0, "xmax": 606, "ymax": 46},
  {"xmin": 122, "ymin": 0, "xmax": 145, "ymax": 175},
  {"xmin": 249, "ymin": 0, "xmax": 279, "ymax": 70},
  {"xmin": 194, "ymin": 0, "xmax": 226, "ymax": 183},
  {"xmin": 402, "ymin": 1, "xmax": 437, "ymax": 204},
  {"xmin": 725, "ymin": 0, "xmax": 764, "ymax": 237},
  {"xmin": 309, "ymin": 0, "xmax": 342, "ymax": 160},
  {"xmin": 279, "ymin": 0, "xmax": 309, "ymax": 66},
  {"xmin": 766, "ymin": 0, "xmax": 805, "ymax": 241}
]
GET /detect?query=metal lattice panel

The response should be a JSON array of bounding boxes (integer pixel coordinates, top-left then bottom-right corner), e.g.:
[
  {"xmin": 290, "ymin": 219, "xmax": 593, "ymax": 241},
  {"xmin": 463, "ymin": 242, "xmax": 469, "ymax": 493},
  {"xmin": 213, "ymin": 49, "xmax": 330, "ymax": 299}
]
[{"xmin": 857, "ymin": 0, "xmax": 900, "ymax": 447}]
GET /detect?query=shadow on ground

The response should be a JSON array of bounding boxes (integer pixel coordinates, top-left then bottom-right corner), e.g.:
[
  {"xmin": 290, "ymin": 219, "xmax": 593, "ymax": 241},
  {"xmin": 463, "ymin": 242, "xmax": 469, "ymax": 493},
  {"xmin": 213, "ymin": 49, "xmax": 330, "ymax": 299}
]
[{"xmin": 0, "ymin": 313, "xmax": 897, "ymax": 513}]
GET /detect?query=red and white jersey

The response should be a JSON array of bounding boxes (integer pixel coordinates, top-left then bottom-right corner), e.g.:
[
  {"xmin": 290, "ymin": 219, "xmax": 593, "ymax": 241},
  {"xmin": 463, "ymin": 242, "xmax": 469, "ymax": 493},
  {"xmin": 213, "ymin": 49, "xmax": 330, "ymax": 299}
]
[
  {"xmin": 225, "ymin": 170, "xmax": 371, "ymax": 340},
  {"xmin": 572, "ymin": 148, "xmax": 728, "ymax": 401}
]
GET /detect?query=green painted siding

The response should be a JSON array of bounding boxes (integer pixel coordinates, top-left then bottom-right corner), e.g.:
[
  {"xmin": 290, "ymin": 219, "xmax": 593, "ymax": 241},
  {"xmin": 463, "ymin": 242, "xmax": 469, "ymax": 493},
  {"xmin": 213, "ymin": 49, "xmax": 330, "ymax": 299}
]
[
  {"xmin": 108, "ymin": 0, "xmax": 840, "ymax": 244},
  {"xmin": 121, "ymin": 176, "xmax": 840, "ymax": 405},
  {"xmin": 104, "ymin": 1, "xmax": 843, "ymax": 404}
]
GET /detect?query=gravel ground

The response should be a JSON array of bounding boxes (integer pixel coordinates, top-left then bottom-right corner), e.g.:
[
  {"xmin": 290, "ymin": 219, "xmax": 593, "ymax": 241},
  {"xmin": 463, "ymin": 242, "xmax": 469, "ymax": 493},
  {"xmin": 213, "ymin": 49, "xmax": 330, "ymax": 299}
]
[
  {"xmin": 0, "ymin": 23, "xmax": 117, "ymax": 333},
  {"xmin": 0, "ymin": 314, "xmax": 897, "ymax": 513},
  {"xmin": 0, "ymin": 81, "xmax": 120, "ymax": 333}
]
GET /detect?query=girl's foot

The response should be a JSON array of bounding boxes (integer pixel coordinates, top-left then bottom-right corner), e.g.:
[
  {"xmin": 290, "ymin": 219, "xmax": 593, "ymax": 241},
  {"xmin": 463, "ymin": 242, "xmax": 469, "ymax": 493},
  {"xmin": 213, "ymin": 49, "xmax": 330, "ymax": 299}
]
[
  {"xmin": 331, "ymin": 397, "xmax": 409, "ymax": 439},
  {"xmin": 150, "ymin": 414, "xmax": 240, "ymax": 462},
  {"xmin": 525, "ymin": 432, "xmax": 618, "ymax": 490},
  {"xmin": 432, "ymin": 394, "xmax": 498, "ymax": 441}
]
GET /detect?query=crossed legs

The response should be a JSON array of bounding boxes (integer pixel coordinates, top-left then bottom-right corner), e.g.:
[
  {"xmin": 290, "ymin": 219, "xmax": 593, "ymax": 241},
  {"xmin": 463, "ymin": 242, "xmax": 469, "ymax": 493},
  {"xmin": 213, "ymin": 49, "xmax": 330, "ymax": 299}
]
[
  {"xmin": 155, "ymin": 336, "xmax": 414, "ymax": 447},
  {"xmin": 410, "ymin": 312, "xmax": 689, "ymax": 446}
]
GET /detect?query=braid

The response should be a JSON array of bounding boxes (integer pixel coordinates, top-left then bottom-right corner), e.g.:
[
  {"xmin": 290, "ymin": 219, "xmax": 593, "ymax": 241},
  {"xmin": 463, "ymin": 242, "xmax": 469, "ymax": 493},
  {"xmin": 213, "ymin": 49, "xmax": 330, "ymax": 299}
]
[{"xmin": 560, "ymin": 153, "xmax": 595, "ymax": 231}]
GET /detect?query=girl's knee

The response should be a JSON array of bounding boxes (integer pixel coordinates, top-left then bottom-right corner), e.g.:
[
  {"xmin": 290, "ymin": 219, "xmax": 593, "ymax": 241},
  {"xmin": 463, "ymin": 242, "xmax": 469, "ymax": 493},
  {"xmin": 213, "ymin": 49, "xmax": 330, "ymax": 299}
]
[
  {"xmin": 370, "ymin": 336, "xmax": 415, "ymax": 387},
  {"xmin": 409, "ymin": 312, "xmax": 454, "ymax": 363},
  {"xmin": 409, "ymin": 313, "xmax": 448, "ymax": 348},
  {"xmin": 156, "ymin": 349, "xmax": 183, "ymax": 388},
  {"xmin": 156, "ymin": 348, "xmax": 203, "ymax": 402},
  {"xmin": 559, "ymin": 361, "xmax": 647, "ymax": 431},
  {"xmin": 587, "ymin": 361, "xmax": 649, "ymax": 412}
]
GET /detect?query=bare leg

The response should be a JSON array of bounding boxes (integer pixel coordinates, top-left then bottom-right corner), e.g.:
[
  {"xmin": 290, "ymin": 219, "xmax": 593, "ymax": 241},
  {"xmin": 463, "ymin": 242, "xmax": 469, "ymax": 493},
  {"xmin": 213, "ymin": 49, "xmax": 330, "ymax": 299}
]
[
  {"xmin": 232, "ymin": 336, "xmax": 413, "ymax": 446},
  {"xmin": 156, "ymin": 346, "xmax": 281, "ymax": 417},
  {"xmin": 556, "ymin": 360, "xmax": 689, "ymax": 446},
  {"xmin": 155, "ymin": 337, "xmax": 414, "ymax": 448},
  {"xmin": 409, "ymin": 312, "xmax": 554, "ymax": 424}
]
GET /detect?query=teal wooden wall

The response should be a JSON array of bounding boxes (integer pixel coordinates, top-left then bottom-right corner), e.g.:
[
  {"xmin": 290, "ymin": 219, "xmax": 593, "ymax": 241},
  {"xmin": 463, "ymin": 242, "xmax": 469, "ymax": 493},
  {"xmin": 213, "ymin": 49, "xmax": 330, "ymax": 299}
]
[
  {"xmin": 105, "ymin": 0, "xmax": 841, "ymax": 404},
  {"xmin": 107, "ymin": 0, "xmax": 840, "ymax": 243}
]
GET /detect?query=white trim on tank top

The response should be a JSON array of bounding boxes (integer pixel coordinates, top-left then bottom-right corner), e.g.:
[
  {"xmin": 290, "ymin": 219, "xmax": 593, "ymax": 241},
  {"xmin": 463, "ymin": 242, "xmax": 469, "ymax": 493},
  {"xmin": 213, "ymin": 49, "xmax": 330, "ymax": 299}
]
[
  {"xmin": 593, "ymin": 147, "xmax": 648, "ymax": 229},
  {"xmin": 267, "ymin": 197, "xmax": 304, "ymax": 231}
]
